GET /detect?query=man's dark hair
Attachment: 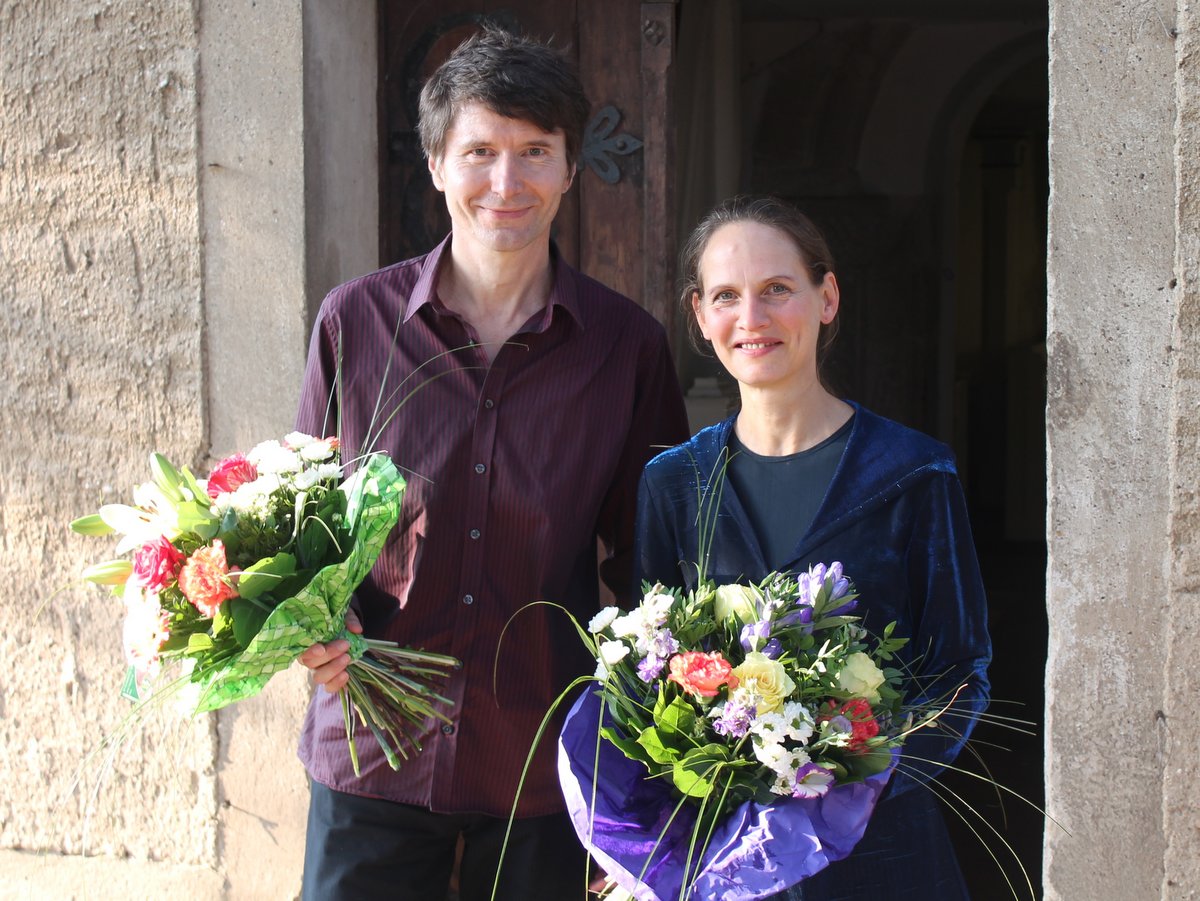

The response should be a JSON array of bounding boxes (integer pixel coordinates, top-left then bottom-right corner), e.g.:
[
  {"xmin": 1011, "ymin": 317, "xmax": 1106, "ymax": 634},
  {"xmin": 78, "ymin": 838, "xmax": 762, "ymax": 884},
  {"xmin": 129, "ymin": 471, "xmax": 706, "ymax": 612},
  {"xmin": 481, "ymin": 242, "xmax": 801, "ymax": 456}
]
[{"xmin": 418, "ymin": 28, "xmax": 590, "ymax": 170}]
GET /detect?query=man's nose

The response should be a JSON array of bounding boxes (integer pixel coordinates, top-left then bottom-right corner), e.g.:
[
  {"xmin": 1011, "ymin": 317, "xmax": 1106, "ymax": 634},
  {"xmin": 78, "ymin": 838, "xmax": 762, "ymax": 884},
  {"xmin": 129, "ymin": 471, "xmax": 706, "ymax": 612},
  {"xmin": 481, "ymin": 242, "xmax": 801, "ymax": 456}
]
[{"xmin": 491, "ymin": 153, "xmax": 523, "ymax": 198}]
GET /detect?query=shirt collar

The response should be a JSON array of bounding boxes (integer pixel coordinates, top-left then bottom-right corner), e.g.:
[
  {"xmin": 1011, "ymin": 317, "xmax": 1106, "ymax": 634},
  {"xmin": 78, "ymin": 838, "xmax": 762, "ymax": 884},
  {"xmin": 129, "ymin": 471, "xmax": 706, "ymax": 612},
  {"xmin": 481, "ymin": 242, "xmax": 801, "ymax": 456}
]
[{"xmin": 403, "ymin": 233, "xmax": 585, "ymax": 331}]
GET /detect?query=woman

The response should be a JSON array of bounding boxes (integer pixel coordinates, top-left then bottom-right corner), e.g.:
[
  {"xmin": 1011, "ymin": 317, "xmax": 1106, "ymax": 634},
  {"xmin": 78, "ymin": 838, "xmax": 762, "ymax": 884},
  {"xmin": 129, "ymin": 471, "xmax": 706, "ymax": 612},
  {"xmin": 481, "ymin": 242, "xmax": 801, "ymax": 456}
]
[{"xmin": 635, "ymin": 196, "xmax": 991, "ymax": 899}]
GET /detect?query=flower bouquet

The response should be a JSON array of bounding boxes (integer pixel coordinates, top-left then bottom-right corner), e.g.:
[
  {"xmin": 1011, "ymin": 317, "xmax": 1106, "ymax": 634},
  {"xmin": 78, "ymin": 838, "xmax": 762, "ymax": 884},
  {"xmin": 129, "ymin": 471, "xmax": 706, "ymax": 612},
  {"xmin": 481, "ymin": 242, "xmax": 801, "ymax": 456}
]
[
  {"xmin": 71, "ymin": 433, "xmax": 457, "ymax": 774},
  {"xmin": 558, "ymin": 564, "xmax": 931, "ymax": 901}
]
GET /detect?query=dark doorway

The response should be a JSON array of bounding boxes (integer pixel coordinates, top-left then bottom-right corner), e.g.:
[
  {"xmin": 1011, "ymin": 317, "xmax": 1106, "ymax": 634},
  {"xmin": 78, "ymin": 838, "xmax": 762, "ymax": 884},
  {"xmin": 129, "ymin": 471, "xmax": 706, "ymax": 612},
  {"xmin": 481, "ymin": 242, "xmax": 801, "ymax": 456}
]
[{"xmin": 676, "ymin": 2, "xmax": 1049, "ymax": 896}]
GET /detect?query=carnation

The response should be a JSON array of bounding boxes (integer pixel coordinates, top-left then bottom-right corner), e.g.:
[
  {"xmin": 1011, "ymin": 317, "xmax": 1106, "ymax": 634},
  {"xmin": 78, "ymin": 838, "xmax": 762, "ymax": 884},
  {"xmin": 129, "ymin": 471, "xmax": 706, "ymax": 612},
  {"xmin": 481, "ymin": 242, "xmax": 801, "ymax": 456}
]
[
  {"xmin": 588, "ymin": 606, "xmax": 621, "ymax": 634},
  {"xmin": 247, "ymin": 440, "xmax": 303, "ymax": 475},
  {"xmin": 206, "ymin": 453, "xmax": 258, "ymax": 499},
  {"xmin": 178, "ymin": 540, "xmax": 238, "ymax": 616}
]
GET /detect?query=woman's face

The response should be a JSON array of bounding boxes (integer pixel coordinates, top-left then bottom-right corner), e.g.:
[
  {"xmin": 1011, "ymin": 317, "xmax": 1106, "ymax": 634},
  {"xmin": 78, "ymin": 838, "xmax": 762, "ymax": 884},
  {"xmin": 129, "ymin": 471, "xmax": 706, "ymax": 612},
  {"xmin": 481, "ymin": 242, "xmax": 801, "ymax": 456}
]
[{"xmin": 692, "ymin": 220, "xmax": 839, "ymax": 393}]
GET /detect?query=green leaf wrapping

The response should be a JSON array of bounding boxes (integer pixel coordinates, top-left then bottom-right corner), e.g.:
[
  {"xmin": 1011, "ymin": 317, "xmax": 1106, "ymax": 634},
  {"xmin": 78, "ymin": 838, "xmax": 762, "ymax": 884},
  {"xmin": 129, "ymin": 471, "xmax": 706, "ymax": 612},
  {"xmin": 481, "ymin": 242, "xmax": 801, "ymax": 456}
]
[{"xmin": 190, "ymin": 454, "xmax": 406, "ymax": 713}]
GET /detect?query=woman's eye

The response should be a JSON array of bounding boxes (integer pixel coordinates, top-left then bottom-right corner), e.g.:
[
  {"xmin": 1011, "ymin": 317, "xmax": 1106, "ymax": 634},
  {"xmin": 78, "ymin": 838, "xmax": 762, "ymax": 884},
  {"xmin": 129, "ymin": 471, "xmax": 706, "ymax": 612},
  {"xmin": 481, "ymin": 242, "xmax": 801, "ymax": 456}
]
[{"xmin": 767, "ymin": 283, "xmax": 790, "ymax": 295}]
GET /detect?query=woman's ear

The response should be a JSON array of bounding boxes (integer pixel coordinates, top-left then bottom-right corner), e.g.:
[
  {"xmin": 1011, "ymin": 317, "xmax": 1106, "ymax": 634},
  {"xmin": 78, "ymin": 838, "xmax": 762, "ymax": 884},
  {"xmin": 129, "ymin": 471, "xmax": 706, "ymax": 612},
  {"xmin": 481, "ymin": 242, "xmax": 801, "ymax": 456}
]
[
  {"xmin": 691, "ymin": 291, "xmax": 710, "ymax": 340},
  {"xmin": 819, "ymin": 273, "xmax": 840, "ymax": 324}
]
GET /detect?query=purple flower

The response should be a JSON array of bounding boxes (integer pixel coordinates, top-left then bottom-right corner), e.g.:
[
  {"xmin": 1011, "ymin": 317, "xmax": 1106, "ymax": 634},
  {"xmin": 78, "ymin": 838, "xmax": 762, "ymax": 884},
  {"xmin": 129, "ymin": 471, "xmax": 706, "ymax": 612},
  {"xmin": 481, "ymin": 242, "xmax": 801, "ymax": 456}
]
[
  {"xmin": 712, "ymin": 696, "xmax": 756, "ymax": 738},
  {"xmin": 761, "ymin": 638, "xmax": 783, "ymax": 659},
  {"xmin": 829, "ymin": 714, "xmax": 852, "ymax": 734},
  {"xmin": 792, "ymin": 762, "xmax": 835, "ymax": 799},
  {"xmin": 778, "ymin": 605, "xmax": 813, "ymax": 630},
  {"xmin": 739, "ymin": 620, "xmax": 771, "ymax": 653},
  {"xmin": 827, "ymin": 596, "xmax": 858, "ymax": 617},
  {"xmin": 637, "ymin": 655, "xmax": 667, "ymax": 682}
]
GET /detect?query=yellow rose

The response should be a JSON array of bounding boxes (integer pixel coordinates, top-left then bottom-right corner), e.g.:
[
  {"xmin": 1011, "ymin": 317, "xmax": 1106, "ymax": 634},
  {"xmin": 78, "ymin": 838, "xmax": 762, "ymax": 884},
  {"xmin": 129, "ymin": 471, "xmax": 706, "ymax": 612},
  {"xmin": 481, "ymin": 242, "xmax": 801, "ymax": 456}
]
[
  {"xmin": 836, "ymin": 652, "xmax": 886, "ymax": 704},
  {"xmin": 732, "ymin": 651, "xmax": 796, "ymax": 714},
  {"xmin": 713, "ymin": 584, "xmax": 761, "ymax": 625}
]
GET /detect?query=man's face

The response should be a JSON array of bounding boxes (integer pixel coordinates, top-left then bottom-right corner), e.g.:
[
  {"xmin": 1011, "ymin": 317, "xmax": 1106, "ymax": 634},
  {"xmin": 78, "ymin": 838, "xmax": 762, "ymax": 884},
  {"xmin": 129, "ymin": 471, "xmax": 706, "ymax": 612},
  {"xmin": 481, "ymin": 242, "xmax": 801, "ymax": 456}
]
[{"xmin": 429, "ymin": 101, "xmax": 575, "ymax": 258}]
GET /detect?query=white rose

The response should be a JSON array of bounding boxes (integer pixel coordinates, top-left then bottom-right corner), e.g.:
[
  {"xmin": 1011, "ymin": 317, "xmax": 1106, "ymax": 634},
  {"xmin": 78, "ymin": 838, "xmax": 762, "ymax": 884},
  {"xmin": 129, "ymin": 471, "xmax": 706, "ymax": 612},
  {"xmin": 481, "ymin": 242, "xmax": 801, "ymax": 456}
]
[
  {"xmin": 836, "ymin": 651, "xmax": 886, "ymax": 704},
  {"xmin": 713, "ymin": 584, "xmax": 761, "ymax": 624}
]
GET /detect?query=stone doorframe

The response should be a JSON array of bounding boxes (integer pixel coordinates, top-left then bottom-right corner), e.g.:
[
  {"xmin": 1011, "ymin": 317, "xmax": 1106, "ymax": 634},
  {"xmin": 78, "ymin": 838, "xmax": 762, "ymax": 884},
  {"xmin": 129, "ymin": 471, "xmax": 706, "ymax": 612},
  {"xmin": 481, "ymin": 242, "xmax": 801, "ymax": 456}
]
[{"xmin": 194, "ymin": 2, "xmax": 1200, "ymax": 898}]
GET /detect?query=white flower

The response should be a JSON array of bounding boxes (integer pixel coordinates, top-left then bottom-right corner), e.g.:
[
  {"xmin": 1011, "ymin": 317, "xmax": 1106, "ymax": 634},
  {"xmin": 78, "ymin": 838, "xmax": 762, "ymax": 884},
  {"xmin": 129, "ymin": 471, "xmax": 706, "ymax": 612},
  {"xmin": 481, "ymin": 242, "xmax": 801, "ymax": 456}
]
[
  {"xmin": 283, "ymin": 431, "xmax": 316, "ymax": 449},
  {"xmin": 780, "ymin": 701, "xmax": 815, "ymax": 743},
  {"xmin": 299, "ymin": 439, "xmax": 338, "ymax": 462},
  {"xmin": 594, "ymin": 640, "xmax": 630, "ymax": 679},
  {"xmin": 713, "ymin": 584, "xmax": 761, "ymax": 624},
  {"xmin": 837, "ymin": 652, "xmax": 886, "ymax": 704},
  {"xmin": 588, "ymin": 606, "xmax": 621, "ymax": 634},
  {"xmin": 750, "ymin": 711, "xmax": 788, "ymax": 746},
  {"xmin": 247, "ymin": 440, "xmax": 303, "ymax": 474},
  {"xmin": 295, "ymin": 462, "xmax": 343, "ymax": 490},
  {"xmin": 611, "ymin": 591, "xmax": 673, "ymax": 642}
]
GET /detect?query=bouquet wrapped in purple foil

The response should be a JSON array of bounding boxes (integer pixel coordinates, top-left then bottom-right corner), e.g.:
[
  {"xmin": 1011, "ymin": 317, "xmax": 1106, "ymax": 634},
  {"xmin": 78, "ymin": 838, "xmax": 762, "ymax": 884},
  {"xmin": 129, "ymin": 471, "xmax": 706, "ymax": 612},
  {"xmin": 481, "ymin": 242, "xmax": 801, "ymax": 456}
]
[{"xmin": 557, "ymin": 566, "xmax": 924, "ymax": 900}]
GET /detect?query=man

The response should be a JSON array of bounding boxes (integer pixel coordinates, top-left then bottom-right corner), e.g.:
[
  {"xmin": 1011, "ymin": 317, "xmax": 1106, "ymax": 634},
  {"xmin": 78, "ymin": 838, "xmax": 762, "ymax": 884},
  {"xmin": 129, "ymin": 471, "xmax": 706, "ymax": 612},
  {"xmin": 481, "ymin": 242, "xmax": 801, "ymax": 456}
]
[{"xmin": 294, "ymin": 28, "xmax": 688, "ymax": 901}]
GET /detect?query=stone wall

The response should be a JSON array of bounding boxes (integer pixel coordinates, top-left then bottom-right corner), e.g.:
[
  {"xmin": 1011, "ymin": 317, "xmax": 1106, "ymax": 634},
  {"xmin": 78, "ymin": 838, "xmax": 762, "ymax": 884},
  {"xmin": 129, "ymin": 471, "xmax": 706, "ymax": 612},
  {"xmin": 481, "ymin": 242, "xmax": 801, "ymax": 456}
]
[
  {"xmin": 1165, "ymin": 1, "xmax": 1200, "ymax": 897},
  {"xmin": 0, "ymin": 1, "xmax": 376, "ymax": 897},
  {"xmin": 0, "ymin": 0, "xmax": 218, "ymax": 881},
  {"xmin": 1045, "ymin": 0, "xmax": 1185, "ymax": 897}
]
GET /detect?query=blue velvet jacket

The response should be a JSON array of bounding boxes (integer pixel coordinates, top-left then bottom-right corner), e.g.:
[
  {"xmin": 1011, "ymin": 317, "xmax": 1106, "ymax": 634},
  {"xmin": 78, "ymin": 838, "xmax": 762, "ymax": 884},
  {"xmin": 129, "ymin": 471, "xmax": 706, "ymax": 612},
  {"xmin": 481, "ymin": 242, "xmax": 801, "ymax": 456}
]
[{"xmin": 634, "ymin": 403, "xmax": 992, "ymax": 798}]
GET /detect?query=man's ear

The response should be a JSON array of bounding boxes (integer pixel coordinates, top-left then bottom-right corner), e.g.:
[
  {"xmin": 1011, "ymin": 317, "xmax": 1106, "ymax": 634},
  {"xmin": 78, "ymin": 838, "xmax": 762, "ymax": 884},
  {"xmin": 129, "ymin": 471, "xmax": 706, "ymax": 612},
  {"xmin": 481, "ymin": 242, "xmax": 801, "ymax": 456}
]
[
  {"xmin": 563, "ymin": 162, "xmax": 577, "ymax": 193},
  {"xmin": 428, "ymin": 155, "xmax": 445, "ymax": 193}
]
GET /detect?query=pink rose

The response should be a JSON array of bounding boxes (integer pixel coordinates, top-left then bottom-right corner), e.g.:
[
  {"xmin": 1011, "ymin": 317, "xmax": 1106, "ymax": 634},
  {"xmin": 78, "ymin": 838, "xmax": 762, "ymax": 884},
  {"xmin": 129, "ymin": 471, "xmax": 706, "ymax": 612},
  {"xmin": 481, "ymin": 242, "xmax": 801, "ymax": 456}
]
[
  {"xmin": 206, "ymin": 453, "xmax": 258, "ymax": 499},
  {"xmin": 178, "ymin": 540, "xmax": 238, "ymax": 616},
  {"xmin": 131, "ymin": 536, "xmax": 184, "ymax": 592},
  {"xmin": 666, "ymin": 650, "xmax": 739, "ymax": 699}
]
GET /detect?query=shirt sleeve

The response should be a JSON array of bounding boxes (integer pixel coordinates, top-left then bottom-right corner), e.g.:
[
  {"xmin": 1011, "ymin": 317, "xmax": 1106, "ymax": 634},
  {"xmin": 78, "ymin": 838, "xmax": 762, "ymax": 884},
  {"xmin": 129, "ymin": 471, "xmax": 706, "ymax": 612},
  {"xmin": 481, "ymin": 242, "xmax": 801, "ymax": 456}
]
[
  {"xmin": 888, "ymin": 470, "xmax": 993, "ymax": 797},
  {"xmin": 633, "ymin": 466, "xmax": 689, "ymax": 593},
  {"xmin": 595, "ymin": 327, "xmax": 689, "ymax": 607},
  {"xmin": 295, "ymin": 301, "xmax": 341, "ymax": 440}
]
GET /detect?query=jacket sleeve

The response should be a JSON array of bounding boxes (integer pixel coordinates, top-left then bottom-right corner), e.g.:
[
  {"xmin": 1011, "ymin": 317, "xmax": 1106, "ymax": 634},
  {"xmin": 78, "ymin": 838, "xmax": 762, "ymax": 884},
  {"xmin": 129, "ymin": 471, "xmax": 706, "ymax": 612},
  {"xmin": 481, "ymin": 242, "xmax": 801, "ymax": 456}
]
[
  {"xmin": 633, "ymin": 465, "xmax": 692, "ymax": 595},
  {"xmin": 595, "ymin": 327, "xmax": 689, "ymax": 606},
  {"xmin": 888, "ymin": 469, "xmax": 992, "ymax": 797}
]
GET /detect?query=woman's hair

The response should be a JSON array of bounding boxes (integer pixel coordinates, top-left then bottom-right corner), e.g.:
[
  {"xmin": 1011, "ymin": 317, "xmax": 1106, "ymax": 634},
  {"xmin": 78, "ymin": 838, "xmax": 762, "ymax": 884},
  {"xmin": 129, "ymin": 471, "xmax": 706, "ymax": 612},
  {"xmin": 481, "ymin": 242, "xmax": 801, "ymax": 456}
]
[
  {"xmin": 418, "ymin": 27, "xmax": 591, "ymax": 170},
  {"xmin": 678, "ymin": 195, "xmax": 840, "ymax": 365}
]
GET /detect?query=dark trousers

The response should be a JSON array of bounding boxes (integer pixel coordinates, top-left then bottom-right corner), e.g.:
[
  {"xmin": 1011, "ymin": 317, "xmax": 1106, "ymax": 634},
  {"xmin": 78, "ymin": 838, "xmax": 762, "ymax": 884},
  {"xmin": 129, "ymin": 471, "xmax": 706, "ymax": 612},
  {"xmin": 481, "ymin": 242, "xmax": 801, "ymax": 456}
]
[{"xmin": 302, "ymin": 781, "xmax": 590, "ymax": 901}]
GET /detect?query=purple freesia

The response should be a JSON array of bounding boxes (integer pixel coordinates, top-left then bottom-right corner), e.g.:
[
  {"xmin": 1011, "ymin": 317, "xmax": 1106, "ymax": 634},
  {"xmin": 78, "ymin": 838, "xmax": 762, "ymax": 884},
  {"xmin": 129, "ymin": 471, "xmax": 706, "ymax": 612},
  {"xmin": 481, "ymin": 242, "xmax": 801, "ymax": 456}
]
[
  {"xmin": 739, "ymin": 620, "xmax": 771, "ymax": 653},
  {"xmin": 827, "ymin": 596, "xmax": 858, "ymax": 617},
  {"xmin": 761, "ymin": 638, "xmax": 783, "ymax": 660},
  {"xmin": 777, "ymin": 606, "xmax": 813, "ymax": 630}
]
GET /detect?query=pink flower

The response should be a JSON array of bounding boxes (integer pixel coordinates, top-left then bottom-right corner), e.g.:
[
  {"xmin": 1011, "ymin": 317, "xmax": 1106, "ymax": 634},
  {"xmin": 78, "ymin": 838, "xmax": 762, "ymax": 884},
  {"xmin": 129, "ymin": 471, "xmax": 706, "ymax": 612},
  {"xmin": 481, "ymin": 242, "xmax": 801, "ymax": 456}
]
[
  {"xmin": 667, "ymin": 651, "xmax": 739, "ymax": 699},
  {"xmin": 131, "ymin": 536, "xmax": 184, "ymax": 592},
  {"xmin": 123, "ymin": 590, "xmax": 171, "ymax": 674},
  {"xmin": 206, "ymin": 453, "xmax": 258, "ymax": 499},
  {"xmin": 178, "ymin": 540, "xmax": 238, "ymax": 616}
]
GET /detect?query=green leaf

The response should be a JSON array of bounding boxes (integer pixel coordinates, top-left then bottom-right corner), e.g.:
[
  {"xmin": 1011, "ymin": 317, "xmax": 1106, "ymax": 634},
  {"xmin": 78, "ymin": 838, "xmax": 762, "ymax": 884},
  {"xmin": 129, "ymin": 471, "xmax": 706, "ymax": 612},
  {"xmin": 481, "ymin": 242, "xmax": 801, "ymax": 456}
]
[
  {"xmin": 70, "ymin": 514, "xmax": 114, "ymax": 536},
  {"xmin": 229, "ymin": 597, "xmax": 272, "ymax": 649},
  {"xmin": 672, "ymin": 744, "xmax": 728, "ymax": 798},
  {"xmin": 601, "ymin": 725, "xmax": 655, "ymax": 765},
  {"xmin": 179, "ymin": 466, "xmax": 210, "ymax": 505},
  {"xmin": 656, "ymin": 693, "xmax": 697, "ymax": 740},
  {"xmin": 637, "ymin": 725, "xmax": 683, "ymax": 764},
  {"xmin": 176, "ymin": 501, "xmax": 219, "ymax": 540},
  {"xmin": 187, "ymin": 632, "xmax": 215, "ymax": 652},
  {"xmin": 235, "ymin": 552, "xmax": 297, "ymax": 601},
  {"xmin": 212, "ymin": 603, "xmax": 234, "ymax": 638}
]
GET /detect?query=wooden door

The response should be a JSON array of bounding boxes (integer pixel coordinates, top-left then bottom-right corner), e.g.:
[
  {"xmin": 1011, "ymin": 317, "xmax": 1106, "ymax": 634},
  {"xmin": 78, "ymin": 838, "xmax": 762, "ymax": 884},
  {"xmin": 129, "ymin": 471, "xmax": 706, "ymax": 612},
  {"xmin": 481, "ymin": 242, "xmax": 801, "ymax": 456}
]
[{"xmin": 377, "ymin": 0, "xmax": 678, "ymax": 333}]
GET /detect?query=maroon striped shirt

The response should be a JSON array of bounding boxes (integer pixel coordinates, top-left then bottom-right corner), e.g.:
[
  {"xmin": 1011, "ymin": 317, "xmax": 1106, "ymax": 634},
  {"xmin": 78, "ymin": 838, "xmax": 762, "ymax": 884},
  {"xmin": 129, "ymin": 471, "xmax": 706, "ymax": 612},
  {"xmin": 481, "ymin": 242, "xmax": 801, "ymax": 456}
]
[{"xmin": 294, "ymin": 234, "xmax": 689, "ymax": 816}]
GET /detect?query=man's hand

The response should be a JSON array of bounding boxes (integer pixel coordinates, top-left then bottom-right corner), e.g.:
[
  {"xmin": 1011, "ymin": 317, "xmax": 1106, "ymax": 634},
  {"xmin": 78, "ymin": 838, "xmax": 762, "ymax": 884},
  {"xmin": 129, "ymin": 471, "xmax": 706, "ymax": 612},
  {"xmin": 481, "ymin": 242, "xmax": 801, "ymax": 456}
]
[{"xmin": 296, "ymin": 610, "xmax": 362, "ymax": 693}]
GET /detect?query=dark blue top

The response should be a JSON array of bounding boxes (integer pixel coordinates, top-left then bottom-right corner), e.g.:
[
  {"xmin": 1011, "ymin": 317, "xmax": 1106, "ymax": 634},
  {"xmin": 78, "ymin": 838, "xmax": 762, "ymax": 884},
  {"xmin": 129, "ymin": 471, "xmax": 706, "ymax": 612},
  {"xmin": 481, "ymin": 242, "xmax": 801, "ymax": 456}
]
[
  {"xmin": 727, "ymin": 417, "xmax": 851, "ymax": 569},
  {"xmin": 633, "ymin": 403, "xmax": 991, "ymax": 899}
]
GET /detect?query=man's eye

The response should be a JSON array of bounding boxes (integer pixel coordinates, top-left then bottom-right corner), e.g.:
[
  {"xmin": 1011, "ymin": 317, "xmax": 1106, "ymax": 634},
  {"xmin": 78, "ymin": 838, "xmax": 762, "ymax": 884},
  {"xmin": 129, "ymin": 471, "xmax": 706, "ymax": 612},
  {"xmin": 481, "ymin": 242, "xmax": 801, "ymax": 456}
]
[{"xmin": 527, "ymin": 147, "xmax": 545, "ymax": 157}]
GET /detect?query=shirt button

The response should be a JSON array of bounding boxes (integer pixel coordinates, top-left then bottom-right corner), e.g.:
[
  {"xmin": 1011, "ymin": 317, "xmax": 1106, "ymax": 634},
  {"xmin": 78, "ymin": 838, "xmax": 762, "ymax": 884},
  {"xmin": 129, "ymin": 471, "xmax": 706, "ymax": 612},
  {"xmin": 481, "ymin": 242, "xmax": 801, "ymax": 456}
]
[
  {"xmin": 469, "ymin": 528, "xmax": 481, "ymax": 540},
  {"xmin": 474, "ymin": 463, "xmax": 486, "ymax": 474},
  {"xmin": 463, "ymin": 594, "xmax": 474, "ymax": 605},
  {"xmin": 442, "ymin": 724, "xmax": 455, "ymax": 735},
  {"xmin": 484, "ymin": 398, "xmax": 495, "ymax": 409}
]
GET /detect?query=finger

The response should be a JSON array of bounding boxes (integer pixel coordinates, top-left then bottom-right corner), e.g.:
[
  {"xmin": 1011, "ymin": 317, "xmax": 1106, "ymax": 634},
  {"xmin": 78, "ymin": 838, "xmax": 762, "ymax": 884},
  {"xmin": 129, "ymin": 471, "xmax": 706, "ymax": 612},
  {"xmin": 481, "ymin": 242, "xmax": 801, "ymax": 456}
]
[
  {"xmin": 311, "ymin": 653, "xmax": 352, "ymax": 688},
  {"xmin": 345, "ymin": 609, "xmax": 363, "ymax": 634}
]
